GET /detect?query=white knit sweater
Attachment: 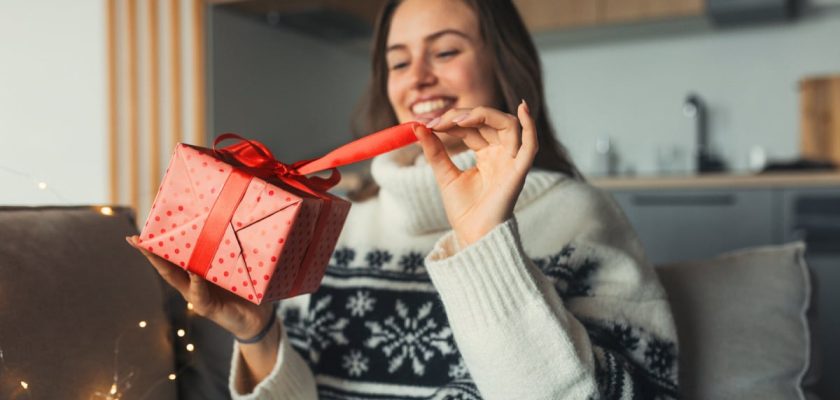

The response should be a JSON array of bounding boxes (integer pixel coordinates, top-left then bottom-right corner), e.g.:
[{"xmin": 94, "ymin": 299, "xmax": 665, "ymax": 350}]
[{"xmin": 228, "ymin": 148, "xmax": 679, "ymax": 399}]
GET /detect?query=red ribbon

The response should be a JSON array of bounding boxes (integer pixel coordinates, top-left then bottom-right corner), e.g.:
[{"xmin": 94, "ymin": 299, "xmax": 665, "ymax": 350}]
[
  {"xmin": 212, "ymin": 121, "xmax": 423, "ymax": 192},
  {"xmin": 186, "ymin": 122, "xmax": 423, "ymax": 297}
]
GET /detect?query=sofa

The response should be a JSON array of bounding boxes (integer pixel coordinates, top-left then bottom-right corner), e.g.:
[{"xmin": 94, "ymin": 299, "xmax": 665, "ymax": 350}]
[{"xmin": 0, "ymin": 206, "xmax": 828, "ymax": 399}]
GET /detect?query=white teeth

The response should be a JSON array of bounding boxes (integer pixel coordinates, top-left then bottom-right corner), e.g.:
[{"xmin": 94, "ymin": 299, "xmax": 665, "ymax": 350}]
[{"xmin": 412, "ymin": 99, "xmax": 450, "ymax": 115}]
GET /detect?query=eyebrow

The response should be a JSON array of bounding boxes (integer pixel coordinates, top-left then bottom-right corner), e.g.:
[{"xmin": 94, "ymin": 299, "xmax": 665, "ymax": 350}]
[{"xmin": 386, "ymin": 29, "xmax": 472, "ymax": 53}]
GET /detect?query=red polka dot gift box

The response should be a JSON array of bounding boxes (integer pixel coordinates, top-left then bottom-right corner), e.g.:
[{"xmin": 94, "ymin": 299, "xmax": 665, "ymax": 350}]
[{"xmin": 138, "ymin": 122, "xmax": 422, "ymax": 304}]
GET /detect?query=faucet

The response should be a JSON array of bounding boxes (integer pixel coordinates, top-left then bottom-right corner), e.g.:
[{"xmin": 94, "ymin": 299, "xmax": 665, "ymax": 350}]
[{"xmin": 684, "ymin": 93, "xmax": 726, "ymax": 173}]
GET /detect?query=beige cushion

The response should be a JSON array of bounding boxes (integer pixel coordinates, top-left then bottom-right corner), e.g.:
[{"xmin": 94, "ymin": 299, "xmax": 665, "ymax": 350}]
[{"xmin": 656, "ymin": 242, "xmax": 816, "ymax": 400}]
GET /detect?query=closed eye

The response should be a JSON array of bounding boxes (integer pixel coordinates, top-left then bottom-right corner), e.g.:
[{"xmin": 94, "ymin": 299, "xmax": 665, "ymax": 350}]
[
  {"xmin": 390, "ymin": 61, "xmax": 409, "ymax": 71},
  {"xmin": 436, "ymin": 50, "xmax": 460, "ymax": 59}
]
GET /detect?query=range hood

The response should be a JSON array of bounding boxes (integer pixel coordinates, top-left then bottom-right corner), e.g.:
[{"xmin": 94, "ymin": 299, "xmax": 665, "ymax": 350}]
[{"xmin": 707, "ymin": 0, "xmax": 804, "ymax": 25}]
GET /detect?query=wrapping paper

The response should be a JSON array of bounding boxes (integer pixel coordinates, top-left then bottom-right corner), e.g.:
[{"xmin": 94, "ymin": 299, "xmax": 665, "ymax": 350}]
[{"xmin": 138, "ymin": 122, "xmax": 421, "ymax": 303}]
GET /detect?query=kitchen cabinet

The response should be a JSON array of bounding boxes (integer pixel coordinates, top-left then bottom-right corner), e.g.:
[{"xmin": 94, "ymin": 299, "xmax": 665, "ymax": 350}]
[
  {"xmin": 646, "ymin": 0, "xmax": 706, "ymax": 20},
  {"xmin": 514, "ymin": 0, "xmax": 600, "ymax": 30},
  {"xmin": 610, "ymin": 188, "xmax": 778, "ymax": 264},
  {"xmin": 515, "ymin": 0, "xmax": 705, "ymax": 32}
]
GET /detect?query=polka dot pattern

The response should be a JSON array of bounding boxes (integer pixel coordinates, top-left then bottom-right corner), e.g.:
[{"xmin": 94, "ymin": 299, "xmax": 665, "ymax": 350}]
[{"xmin": 138, "ymin": 143, "xmax": 352, "ymax": 305}]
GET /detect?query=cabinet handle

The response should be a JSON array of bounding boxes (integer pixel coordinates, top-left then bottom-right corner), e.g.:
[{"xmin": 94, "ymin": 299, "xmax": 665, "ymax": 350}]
[{"xmin": 632, "ymin": 194, "xmax": 736, "ymax": 206}]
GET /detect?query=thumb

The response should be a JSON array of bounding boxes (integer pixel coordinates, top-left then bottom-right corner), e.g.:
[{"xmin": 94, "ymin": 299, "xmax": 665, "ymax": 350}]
[
  {"xmin": 188, "ymin": 272, "xmax": 213, "ymax": 313},
  {"xmin": 414, "ymin": 124, "xmax": 460, "ymax": 188}
]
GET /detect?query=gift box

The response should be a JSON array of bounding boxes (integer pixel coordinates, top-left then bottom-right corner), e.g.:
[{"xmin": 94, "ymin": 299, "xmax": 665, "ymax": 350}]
[{"xmin": 138, "ymin": 122, "xmax": 422, "ymax": 304}]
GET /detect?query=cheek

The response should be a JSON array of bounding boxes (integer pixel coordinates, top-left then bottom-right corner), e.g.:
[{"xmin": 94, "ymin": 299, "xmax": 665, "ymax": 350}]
[
  {"xmin": 442, "ymin": 58, "xmax": 496, "ymax": 106},
  {"xmin": 387, "ymin": 75, "xmax": 410, "ymax": 117}
]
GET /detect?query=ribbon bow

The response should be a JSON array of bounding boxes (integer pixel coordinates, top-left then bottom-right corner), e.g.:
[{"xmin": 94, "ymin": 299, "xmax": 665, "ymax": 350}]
[
  {"xmin": 213, "ymin": 133, "xmax": 340, "ymax": 193},
  {"xmin": 212, "ymin": 121, "xmax": 423, "ymax": 193}
]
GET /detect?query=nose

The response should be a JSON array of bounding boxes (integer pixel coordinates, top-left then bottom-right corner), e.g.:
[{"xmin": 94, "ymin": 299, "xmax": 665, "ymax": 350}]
[{"xmin": 407, "ymin": 57, "xmax": 436, "ymax": 89}]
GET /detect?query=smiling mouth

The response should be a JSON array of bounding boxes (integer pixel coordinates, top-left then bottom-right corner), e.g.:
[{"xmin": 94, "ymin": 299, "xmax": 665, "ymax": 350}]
[{"xmin": 411, "ymin": 97, "xmax": 456, "ymax": 118}]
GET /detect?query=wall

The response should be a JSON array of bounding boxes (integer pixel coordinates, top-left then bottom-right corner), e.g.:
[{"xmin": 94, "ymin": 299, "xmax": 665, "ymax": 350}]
[
  {"xmin": 211, "ymin": 2, "xmax": 840, "ymax": 178},
  {"xmin": 539, "ymin": 5, "xmax": 840, "ymax": 176},
  {"xmin": 210, "ymin": 8, "xmax": 370, "ymax": 163},
  {"xmin": 0, "ymin": 0, "xmax": 108, "ymax": 205}
]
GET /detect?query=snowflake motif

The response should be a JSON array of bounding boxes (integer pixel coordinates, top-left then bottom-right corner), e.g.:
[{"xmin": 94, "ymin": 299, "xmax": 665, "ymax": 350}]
[
  {"xmin": 333, "ymin": 247, "xmax": 356, "ymax": 268},
  {"xmin": 283, "ymin": 307, "xmax": 301, "ymax": 326},
  {"xmin": 560, "ymin": 244, "xmax": 575, "ymax": 257},
  {"xmin": 341, "ymin": 350, "xmax": 370, "ymax": 377},
  {"xmin": 346, "ymin": 290, "xmax": 376, "ymax": 317},
  {"xmin": 281, "ymin": 306, "xmax": 307, "ymax": 339},
  {"xmin": 398, "ymin": 251, "xmax": 425, "ymax": 274},
  {"xmin": 612, "ymin": 323, "xmax": 640, "ymax": 351},
  {"xmin": 534, "ymin": 250, "xmax": 599, "ymax": 299},
  {"xmin": 644, "ymin": 338, "xmax": 676, "ymax": 378},
  {"xmin": 304, "ymin": 295, "xmax": 350, "ymax": 363},
  {"xmin": 365, "ymin": 300, "xmax": 455, "ymax": 376},
  {"xmin": 365, "ymin": 249, "xmax": 393, "ymax": 269},
  {"xmin": 448, "ymin": 357, "xmax": 470, "ymax": 379}
]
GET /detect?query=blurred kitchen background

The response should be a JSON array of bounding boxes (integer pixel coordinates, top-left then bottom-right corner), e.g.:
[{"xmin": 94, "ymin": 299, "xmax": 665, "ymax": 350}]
[{"xmin": 1, "ymin": 0, "xmax": 839, "ymax": 396}]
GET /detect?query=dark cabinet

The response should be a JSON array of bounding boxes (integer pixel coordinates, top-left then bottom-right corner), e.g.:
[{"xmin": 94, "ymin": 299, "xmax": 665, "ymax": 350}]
[{"xmin": 610, "ymin": 188, "xmax": 778, "ymax": 264}]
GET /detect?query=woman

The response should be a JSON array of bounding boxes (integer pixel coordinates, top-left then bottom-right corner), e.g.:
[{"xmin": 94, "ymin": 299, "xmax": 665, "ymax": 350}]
[{"xmin": 128, "ymin": 0, "xmax": 678, "ymax": 398}]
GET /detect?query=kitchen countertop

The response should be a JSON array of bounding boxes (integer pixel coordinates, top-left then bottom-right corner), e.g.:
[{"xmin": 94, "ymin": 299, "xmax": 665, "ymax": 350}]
[{"xmin": 590, "ymin": 171, "xmax": 840, "ymax": 190}]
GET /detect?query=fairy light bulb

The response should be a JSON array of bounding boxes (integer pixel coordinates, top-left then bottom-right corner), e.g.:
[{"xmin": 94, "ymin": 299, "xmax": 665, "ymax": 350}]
[
  {"xmin": 110, "ymin": 383, "xmax": 118, "ymax": 395},
  {"xmin": 37, "ymin": 182, "xmax": 47, "ymax": 190},
  {"xmin": 138, "ymin": 321, "xmax": 147, "ymax": 328},
  {"xmin": 168, "ymin": 373, "xmax": 177, "ymax": 380},
  {"xmin": 186, "ymin": 302, "xmax": 194, "ymax": 311},
  {"xmin": 99, "ymin": 206, "xmax": 114, "ymax": 216},
  {"xmin": 177, "ymin": 329, "xmax": 185, "ymax": 337},
  {"xmin": 20, "ymin": 381, "xmax": 29, "ymax": 389},
  {"xmin": 186, "ymin": 343, "xmax": 195, "ymax": 352}
]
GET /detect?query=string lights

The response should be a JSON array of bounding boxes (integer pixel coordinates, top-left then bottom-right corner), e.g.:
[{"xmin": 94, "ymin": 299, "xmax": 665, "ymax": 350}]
[
  {"xmin": 0, "ymin": 175, "xmax": 204, "ymax": 398},
  {"xmin": 2, "ymin": 299, "xmax": 200, "ymax": 399},
  {"xmin": 0, "ymin": 165, "xmax": 68, "ymax": 203}
]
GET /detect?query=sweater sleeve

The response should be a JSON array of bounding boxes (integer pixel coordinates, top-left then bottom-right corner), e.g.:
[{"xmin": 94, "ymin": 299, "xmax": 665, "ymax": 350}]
[
  {"xmin": 425, "ymin": 217, "xmax": 679, "ymax": 400},
  {"xmin": 228, "ymin": 319, "xmax": 318, "ymax": 400}
]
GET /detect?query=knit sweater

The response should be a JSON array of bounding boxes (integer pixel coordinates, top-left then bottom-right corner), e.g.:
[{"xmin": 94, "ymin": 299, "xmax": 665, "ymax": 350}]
[{"xmin": 228, "ymin": 148, "xmax": 679, "ymax": 400}]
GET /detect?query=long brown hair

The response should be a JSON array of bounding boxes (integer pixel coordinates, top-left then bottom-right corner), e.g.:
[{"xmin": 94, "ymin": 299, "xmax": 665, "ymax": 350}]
[{"xmin": 350, "ymin": 0, "xmax": 583, "ymax": 201}]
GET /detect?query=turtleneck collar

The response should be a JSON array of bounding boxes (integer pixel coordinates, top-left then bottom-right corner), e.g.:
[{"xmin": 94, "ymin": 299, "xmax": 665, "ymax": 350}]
[{"xmin": 370, "ymin": 145, "xmax": 565, "ymax": 235}]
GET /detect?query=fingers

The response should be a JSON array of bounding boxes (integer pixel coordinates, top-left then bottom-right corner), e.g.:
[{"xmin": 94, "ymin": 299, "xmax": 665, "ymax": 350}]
[
  {"xmin": 188, "ymin": 271, "xmax": 213, "ymax": 311},
  {"xmin": 428, "ymin": 108, "xmax": 490, "ymax": 150},
  {"xmin": 516, "ymin": 100, "xmax": 539, "ymax": 170},
  {"xmin": 413, "ymin": 124, "xmax": 461, "ymax": 188},
  {"xmin": 429, "ymin": 107, "xmax": 521, "ymax": 156},
  {"xmin": 126, "ymin": 235, "xmax": 191, "ymax": 298}
]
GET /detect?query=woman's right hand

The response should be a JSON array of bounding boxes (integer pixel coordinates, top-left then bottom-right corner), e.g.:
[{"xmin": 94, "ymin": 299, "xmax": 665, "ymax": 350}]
[{"xmin": 125, "ymin": 235, "xmax": 276, "ymax": 340}]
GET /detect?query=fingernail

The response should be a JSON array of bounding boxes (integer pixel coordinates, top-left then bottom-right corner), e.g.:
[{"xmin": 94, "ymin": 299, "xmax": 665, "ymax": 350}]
[
  {"xmin": 415, "ymin": 117, "xmax": 431, "ymax": 124},
  {"xmin": 452, "ymin": 113, "xmax": 469, "ymax": 123},
  {"xmin": 426, "ymin": 117, "xmax": 441, "ymax": 128},
  {"xmin": 521, "ymin": 99, "xmax": 530, "ymax": 114}
]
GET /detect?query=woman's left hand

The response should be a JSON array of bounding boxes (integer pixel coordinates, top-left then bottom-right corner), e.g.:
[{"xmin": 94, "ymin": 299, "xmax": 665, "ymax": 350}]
[{"xmin": 414, "ymin": 101, "xmax": 538, "ymax": 247}]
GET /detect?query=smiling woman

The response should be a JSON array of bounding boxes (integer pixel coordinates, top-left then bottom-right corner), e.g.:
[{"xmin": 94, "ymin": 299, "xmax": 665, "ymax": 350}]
[
  {"xmin": 354, "ymin": 0, "xmax": 581, "ymax": 188},
  {"xmin": 129, "ymin": 0, "xmax": 680, "ymax": 399}
]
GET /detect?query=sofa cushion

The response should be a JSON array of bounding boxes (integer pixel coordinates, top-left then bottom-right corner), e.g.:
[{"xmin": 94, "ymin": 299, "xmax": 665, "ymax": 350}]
[
  {"xmin": 0, "ymin": 206, "xmax": 178, "ymax": 399},
  {"xmin": 656, "ymin": 242, "xmax": 816, "ymax": 400}
]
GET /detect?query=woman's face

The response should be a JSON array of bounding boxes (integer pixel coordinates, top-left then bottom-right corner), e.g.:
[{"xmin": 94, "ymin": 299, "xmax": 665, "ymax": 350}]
[{"xmin": 385, "ymin": 0, "xmax": 499, "ymax": 148}]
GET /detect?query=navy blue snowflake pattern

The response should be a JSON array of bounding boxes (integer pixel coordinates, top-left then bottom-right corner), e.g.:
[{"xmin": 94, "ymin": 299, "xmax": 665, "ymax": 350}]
[
  {"xmin": 644, "ymin": 338, "xmax": 676, "ymax": 378},
  {"xmin": 612, "ymin": 323, "xmax": 640, "ymax": 352},
  {"xmin": 333, "ymin": 247, "xmax": 356, "ymax": 268},
  {"xmin": 398, "ymin": 251, "xmax": 426, "ymax": 274},
  {"xmin": 365, "ymin": 249, "xmax": 393, "ymax": 269},
  {"xmin": 532, "ymin": 245, "xmax": 599, "ymax": 299}
]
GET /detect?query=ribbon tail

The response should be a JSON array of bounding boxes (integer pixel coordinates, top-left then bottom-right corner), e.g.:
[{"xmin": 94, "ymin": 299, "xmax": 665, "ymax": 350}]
[{"xmin": 297, "ymin": 122, "xmax": 422, "ymax": 175}]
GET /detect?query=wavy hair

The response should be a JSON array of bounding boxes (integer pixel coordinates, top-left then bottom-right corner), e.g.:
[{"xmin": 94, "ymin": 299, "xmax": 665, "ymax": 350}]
[{"xmin": 350, "ymin": 0, "xmax": 583, "ymax": 200}]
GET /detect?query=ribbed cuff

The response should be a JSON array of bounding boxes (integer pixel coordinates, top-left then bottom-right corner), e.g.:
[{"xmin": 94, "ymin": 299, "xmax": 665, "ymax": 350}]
[
  {"xmin": 425, "ymin": 218, "xmax": 544, "ymax": 328},
  {"xmin": 229, "ymin": 321, "xmax": 317, "ymax": 400}
]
